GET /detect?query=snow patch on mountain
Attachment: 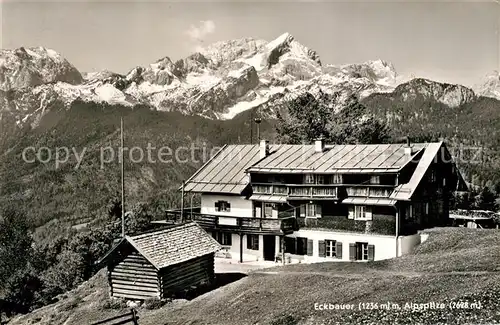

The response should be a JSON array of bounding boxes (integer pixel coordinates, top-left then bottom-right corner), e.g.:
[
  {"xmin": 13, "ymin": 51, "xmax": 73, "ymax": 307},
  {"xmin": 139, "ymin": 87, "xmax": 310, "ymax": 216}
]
[
  {"xmin": 2, "ymin": 32, "xmax": 455, "ymax": 125},
  {"xmin": 94, "ymin": 84, "xmax": 130, "ymax": 106},
  {"xmin": 0, "ymin": 46, "xmax": 82, "ymax": 91},
  {"xmin": 185, "ymin": 70, "xmax": 221, "ymax": 89},
  {"xmin": 474, "ymin": 71, "xmax": 500, "ymax": 100},
  {"xmin": 220, "ymin": 93, "xmax": 268, "ymax": 119}
]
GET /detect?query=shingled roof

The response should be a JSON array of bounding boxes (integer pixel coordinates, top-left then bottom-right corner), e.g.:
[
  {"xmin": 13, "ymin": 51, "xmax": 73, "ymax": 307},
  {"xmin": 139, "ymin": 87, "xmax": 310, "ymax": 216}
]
[
  {"xmin": 99, "ymin": 222, "xmax": 221, "ymax": 270},
  {"xmin": 129, "ymin": 222, "xmax": 221, "ymax": 269},
  {"xmin": 183, "ymin": 143, "xmax": 428, "ymax": 194},
  {"xmin": 247, "ymin": 143, "xmax": 427, "ymax": 173},
  {"xmin": 183, "ymin": 144, "xmax": 278, "ymax": 194},
  {"xmin": 182, "ymin": 141, "xmax": 467, "ymax": 201}
]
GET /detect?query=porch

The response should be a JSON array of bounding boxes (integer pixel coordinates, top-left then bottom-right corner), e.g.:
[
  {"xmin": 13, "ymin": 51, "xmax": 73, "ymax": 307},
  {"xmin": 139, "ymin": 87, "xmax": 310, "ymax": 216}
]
[{"xmin": 162, "ymin": 208, "xmax": 297, "ymax": 235}]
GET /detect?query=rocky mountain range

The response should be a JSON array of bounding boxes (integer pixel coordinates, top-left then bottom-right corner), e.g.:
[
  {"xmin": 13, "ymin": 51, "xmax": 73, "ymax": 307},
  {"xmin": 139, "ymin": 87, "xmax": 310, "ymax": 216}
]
[
  {"xmin": 474, "ymin": 71, "xmax": 500, "ymax": 100},
  {"xmin": 2, "ymin": 32, "xmax": 497, "ymax": 129}
]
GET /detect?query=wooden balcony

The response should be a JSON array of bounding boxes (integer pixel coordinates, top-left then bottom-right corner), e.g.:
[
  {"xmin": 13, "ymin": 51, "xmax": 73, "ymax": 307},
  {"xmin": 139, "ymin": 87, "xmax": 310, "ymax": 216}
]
[
  {"xmin": 346, "ymin": 186, "xmax": 392, "ymax": 198},
  {"xmin": 252, "ymin": 183, "xmax": 338, "ymax": 199},
  {"xmin": 288, "ymin": 185, "xmax": 338, "ymax": 198},
  {"xmin": 252, "ymin": 184, "xmax": 287, "ymax": 195},
  {"xmin": 164, "ymin": 210, "xmax": 297, "ymax": 235},
  {"xmin": 251, "ymin": 182, "xmax": 395, "ymax": 200}
]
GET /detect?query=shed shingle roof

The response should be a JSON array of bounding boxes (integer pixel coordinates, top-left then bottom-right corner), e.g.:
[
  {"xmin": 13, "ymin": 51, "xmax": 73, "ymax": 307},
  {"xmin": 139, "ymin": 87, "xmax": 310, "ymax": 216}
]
[{"xmin": 126, "ymin": 222, "xmax": 221, "ymax": 270}]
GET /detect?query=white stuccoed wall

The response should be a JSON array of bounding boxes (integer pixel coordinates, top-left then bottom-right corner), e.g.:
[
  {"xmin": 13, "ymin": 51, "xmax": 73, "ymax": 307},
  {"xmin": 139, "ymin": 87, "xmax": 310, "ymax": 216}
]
[
  {"xmin": 219, "ymin": 233, "xmax": 265, "ymax": 262},
  {"xmin": 287, "ymin": 229, "xmax": 398, "ymax": 262},
  {"xmin": 285, "ymin": 230, "xmax": 426, "ymax": 263},
  {"xmin": 201, "ymin": 194, "xmax": 252, "ymax": 218}
]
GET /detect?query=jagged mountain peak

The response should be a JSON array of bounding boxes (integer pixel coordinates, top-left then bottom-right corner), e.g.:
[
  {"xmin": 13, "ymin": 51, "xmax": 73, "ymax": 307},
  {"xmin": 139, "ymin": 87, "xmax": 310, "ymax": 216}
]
[
  {"xmin": 265, "ymin": 32, "xmax": 321, "ymax": 67},
  {"xmin": 3, "ymin": 33, "xmax": 490, "ymax": 126},
  {"xmin": 9, "ymin": 46, "xmax": 65, "ymax": 63},
  {"xmin": 266, "ymin": 32, "xmax": 294, "ymax": 50},
  {"xmin": 327, "ymin": 59, "xmax": 398, "ymax": 87},
  {"xmin": 198, "ymin": 37, "xmax": 267, "ymax": 67},
  {"xmin": 474, "ymin": 71, "xmax": 500, "ymax": 101},
  {"xmin": 0, "ymin": 46, "xmax": 83, "ymax": 91}
]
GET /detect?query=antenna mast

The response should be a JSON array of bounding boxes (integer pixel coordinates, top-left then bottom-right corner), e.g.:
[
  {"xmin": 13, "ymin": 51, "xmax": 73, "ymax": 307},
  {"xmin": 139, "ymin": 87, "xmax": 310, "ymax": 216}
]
[{"xmin": 121, "ymin": 117, "xmax": 125, "ymax": 237}]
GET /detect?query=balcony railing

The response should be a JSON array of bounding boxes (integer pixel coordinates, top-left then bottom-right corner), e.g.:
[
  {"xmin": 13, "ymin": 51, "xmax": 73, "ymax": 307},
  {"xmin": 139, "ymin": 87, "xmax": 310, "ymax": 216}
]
[
  {"xmin": 252, "ymin": 183, "xmax": 394, "ymax": 199},
  {"xmin": 164, "ymin": 210, "xmax": 297, "ymax": 235},
  {"xmin": 346, "ymin": 186, "xmax": 392, "ymax": 198},
  {"xmin": 252, "ymin": 183, "xmax": 338, "ymax": 198},
  {"xmin": 252, "ymin": 184, "xmax": 288, "ymax": 195}
]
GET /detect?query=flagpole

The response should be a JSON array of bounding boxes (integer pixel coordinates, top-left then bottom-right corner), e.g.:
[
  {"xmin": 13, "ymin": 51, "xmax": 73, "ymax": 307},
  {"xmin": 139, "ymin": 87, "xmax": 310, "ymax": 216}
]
[{"xmin": 121, "ymin": 117, "xmax": 125, "ymax": 238}]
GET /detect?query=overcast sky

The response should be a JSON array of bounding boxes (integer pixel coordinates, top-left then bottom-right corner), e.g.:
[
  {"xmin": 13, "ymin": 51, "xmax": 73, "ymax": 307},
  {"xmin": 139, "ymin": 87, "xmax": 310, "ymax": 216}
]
[{"xmin": 1, "ymin": 0, "xmax": 499, "ymax": 87}]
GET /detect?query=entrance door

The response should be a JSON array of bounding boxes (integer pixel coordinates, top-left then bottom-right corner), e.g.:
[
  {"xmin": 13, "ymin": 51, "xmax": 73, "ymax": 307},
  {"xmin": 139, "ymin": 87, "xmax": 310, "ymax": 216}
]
[{"xmin": 263, "ymin": 235, "xmax": 276, "ymax": 261}]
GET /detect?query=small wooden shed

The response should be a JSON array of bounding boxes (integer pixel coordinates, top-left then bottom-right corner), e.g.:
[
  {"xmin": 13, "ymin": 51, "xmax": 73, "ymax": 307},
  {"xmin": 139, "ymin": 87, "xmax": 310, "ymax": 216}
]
[{"xmin": 98, "ymin": 222, "xmax": 221, "ymax": 300}]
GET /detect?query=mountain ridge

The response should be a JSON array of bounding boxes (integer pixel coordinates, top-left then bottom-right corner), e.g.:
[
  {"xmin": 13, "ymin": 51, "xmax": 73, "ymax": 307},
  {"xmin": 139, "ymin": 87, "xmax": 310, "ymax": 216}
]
[
  {"xmin": 0, "ymin": 33, "xmax": 413, "ymax": 124},
  {"xmin": 0, "ymin": 32, "xmax": 499, "ymax": 129}
]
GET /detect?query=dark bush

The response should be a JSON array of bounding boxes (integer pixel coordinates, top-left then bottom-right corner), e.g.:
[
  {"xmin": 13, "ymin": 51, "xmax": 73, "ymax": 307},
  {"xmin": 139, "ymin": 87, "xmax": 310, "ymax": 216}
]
[
  {"xmin": 101, "ymin": 297, "xmax": 128, "ymax": 310},
  {"xmin": 143, "ymin": 297, "xmax": 169, "ymax": 310}
]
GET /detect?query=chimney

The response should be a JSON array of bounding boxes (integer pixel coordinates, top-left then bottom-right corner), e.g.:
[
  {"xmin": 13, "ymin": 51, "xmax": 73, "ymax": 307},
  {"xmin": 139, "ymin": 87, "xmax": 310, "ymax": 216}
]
[
  {"xmin": 259, "ymin": 139, "xmax": 269, "ymax": 159},
  {"xmin": 404, "ymin": 136, "xmax": 413, "ymax": 156},
  {"xmin": 315, "ymin": 137, "xmax": 325, "ymax": 153}
]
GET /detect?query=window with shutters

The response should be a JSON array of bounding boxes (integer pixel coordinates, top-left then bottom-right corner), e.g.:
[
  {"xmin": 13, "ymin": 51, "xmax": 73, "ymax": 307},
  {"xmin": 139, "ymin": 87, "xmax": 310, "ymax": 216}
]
[
  {"xmin": 264, "ymin": 203, "xmax": 273, "ymax": 218},
  {"xmin": 214, "ymin": 232, "xmax": 232, "ymax": 246},
  {"xmin": 325, "ymin": 240, "xmax": 336, "ymax": 257},
  {"xmin": 354, "ymin": 205, "xmax": 370, "ymax": 220},
  {"xmin": 246, "ymin": 234, "xmax": 259, "ymax": 250},
  {"xmin": 361, "ymin": 243, "xmax": 369, "ymax": 260},
  {"xmin": 215, "ymin": 200, "xmax": 231, "ymax": 212},
  {"xmin": 306, "ymin": 239, "xmax": 314, "ymax": 256},
  {"xmin": 284, "ymin": 237, "xmax": 308, "ymax": 255},
  {"xmin": 306, "ymin": 203, "xmax": 316, "ymax": 218},
  {"xmin": 354, "ymin": 242, "xmax": 370, "ymax": 261},
  {"xmin": 296, "ymin": 237, "xmax": 308, "ymax": 255}
]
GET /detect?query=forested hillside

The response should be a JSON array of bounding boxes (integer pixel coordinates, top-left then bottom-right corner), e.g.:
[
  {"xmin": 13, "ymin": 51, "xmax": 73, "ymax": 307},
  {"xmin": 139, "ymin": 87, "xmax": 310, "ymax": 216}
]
[
  {"xmin": 362, "ymin": 83, "xmax": 500, "ymax": 188},
  {"xmin": 0, "ymin": 101, "xmax": 275, "ymax": 228}
]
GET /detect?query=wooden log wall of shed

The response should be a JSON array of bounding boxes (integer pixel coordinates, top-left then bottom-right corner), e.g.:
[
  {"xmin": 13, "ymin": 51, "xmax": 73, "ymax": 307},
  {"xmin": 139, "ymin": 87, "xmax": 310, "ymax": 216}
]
[
  {"xmin": 159, "ymin": 253, "xmax": 215, "ymax": 298},
  {"xmin": 109, "ymin": 251, "xmax": 160, "ymax": 300}
]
